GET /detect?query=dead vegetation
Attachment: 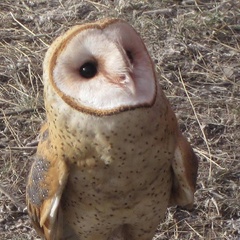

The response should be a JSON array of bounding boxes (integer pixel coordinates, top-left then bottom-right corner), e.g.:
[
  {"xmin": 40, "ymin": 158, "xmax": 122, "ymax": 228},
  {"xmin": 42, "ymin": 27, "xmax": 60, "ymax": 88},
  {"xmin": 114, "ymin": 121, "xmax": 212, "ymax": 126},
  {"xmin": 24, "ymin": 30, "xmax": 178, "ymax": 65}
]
[{"xmin": 0, "ymin": 0, "xmax": 239, "ymax": 239}]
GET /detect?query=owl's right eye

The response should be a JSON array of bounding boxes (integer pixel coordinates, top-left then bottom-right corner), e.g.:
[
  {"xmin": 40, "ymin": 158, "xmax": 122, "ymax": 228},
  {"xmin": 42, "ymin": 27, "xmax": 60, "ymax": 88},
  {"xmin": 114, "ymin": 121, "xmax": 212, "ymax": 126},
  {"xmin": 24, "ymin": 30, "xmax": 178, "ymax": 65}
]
[{"xmin": 79, "ymin": 62, "xmax": 98, "ymax": 79}]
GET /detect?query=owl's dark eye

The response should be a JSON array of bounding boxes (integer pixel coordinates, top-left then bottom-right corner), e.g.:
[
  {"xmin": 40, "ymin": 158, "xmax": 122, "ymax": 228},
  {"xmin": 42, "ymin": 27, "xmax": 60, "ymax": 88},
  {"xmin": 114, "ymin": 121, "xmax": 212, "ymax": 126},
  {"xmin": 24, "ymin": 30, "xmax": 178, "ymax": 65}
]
[
  {"xmin": 126, "ymin": 50, "xmax": 133, "ymax": 63},
  {"xmin": 79, "ymin": 62, "xmax": 97, "ymax": 79}
]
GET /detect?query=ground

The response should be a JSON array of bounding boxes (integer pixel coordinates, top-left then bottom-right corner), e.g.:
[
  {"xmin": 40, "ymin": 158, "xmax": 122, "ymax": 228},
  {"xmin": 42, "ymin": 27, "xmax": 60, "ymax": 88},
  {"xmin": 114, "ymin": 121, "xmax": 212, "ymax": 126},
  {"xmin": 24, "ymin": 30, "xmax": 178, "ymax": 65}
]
[{"xmin": 0, "ymin": 0, "xmax": 239, "ymax": 239}]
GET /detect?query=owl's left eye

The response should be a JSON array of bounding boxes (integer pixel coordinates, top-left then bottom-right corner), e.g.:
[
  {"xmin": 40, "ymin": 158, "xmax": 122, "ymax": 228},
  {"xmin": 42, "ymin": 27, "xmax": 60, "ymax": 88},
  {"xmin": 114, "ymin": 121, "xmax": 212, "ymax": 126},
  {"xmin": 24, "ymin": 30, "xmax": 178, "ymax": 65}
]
[
  {"xmin": 79, "ymin": 62, "xmax": 98, "ymax": 79},
  {"xmin": 126, "ymin": 50, "xmax": 134, "ymax": 63}
]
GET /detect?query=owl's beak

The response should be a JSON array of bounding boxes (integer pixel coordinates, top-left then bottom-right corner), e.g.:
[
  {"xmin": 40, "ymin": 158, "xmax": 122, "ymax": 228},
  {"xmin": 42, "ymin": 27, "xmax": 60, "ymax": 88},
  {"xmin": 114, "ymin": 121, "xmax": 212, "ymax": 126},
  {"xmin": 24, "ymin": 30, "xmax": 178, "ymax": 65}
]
[
  {"xmin": 118, "ymin": 73, "xmax": 136, "ymax": 95},
  {"xmin": 106, "ymin": 72, "xmax": 136, "ymax": 95}
]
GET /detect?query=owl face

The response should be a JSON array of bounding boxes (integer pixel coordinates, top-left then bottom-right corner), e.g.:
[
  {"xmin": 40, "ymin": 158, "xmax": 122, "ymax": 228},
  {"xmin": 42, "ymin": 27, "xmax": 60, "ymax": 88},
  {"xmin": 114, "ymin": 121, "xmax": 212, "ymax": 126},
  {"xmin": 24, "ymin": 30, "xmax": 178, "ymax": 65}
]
[{"xmin": 44, "ymin": 19, "xmax": 157, "ymax": 115}]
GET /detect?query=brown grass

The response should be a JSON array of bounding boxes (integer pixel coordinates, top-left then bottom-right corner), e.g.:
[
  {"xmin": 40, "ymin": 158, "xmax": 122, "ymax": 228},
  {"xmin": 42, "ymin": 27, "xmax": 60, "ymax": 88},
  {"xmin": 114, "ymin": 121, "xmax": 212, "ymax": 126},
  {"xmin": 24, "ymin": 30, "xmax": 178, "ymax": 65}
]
[{"xmin": 0, "ymin": 0, "xmax": 239, "ymax": 239}]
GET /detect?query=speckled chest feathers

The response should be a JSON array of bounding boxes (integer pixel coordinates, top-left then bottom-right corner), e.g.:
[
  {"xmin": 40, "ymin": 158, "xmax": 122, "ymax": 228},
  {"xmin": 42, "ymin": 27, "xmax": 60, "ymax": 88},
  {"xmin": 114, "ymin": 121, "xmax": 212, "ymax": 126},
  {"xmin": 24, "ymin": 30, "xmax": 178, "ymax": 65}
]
[{"xmin": 44, "ymin": 83, "xmax": 176, "ymax": 239}]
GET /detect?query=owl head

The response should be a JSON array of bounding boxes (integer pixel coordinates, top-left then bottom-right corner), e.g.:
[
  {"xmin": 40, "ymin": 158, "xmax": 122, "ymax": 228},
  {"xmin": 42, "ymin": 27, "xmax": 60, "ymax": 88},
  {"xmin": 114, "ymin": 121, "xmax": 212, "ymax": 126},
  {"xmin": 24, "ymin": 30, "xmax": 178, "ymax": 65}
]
[{"xmin": 43, "ymin": 19, "xmax": 157, "ymax": 116}]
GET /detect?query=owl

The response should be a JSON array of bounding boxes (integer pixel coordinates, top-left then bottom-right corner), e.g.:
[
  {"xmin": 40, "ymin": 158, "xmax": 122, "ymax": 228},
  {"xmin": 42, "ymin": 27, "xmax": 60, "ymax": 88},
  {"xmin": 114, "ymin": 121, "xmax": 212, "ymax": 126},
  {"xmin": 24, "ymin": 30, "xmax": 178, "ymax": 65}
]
[{"xmin": 26, "ymin": 19, "xmax": 198, "ymax": 240}]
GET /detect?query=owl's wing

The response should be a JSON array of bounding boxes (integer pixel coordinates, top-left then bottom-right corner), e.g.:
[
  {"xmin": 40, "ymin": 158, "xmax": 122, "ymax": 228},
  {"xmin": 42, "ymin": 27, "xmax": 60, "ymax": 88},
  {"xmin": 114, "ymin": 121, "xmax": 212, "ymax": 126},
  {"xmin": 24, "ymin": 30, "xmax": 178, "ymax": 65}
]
[
  {"xmin": 170, "ymin": 130, "xmax": 198, "ymax": 209},
  {"xmin": 26, "ymin": 123, "xmax": 69, "ymax": 240}
]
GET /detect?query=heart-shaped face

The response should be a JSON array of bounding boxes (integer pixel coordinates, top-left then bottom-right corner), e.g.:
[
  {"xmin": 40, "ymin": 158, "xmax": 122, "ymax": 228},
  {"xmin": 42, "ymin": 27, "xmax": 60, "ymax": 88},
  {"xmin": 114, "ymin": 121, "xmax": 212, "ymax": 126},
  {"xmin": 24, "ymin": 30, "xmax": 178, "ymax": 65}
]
[{"xmin": 44, "ymin": 19, "xmax": 156, "ymax": 115}]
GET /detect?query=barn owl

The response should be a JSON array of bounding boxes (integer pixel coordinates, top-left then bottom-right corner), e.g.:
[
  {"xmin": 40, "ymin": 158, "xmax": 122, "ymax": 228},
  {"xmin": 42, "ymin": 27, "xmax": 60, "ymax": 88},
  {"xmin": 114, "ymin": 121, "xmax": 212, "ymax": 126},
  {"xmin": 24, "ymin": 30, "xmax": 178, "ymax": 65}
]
[{"xmin": 26, "ymin": 18, "xmax": 198, "ymax": 240}]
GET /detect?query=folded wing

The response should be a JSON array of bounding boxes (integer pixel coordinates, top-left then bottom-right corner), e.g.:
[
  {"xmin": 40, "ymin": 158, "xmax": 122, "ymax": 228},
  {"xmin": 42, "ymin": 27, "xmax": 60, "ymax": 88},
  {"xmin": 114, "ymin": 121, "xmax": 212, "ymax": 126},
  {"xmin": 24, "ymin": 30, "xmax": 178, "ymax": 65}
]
[
  {"xmin": 170, "ymin": 131, "xmax": 198, "ymax": 209},
  {"xmin": 26, "ymin": 124, "xmax": 69, "ymax": 240}
]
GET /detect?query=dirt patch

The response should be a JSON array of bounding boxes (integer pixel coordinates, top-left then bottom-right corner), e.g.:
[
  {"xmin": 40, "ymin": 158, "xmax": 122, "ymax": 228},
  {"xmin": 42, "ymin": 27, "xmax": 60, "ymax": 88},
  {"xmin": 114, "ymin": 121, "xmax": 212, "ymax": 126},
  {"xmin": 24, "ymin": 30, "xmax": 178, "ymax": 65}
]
[{"xmin": 0, "ymin": 0, "xmax": 239, "ymax": 239}]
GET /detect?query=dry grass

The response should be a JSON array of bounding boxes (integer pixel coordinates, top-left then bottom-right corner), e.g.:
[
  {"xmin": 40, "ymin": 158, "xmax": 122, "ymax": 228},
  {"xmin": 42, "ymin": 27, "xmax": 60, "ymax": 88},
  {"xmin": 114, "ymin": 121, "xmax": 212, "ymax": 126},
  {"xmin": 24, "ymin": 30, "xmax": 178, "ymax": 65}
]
[{"xmin": 0, "ymin": 0, "xmax": 239, "ymax": 239}]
